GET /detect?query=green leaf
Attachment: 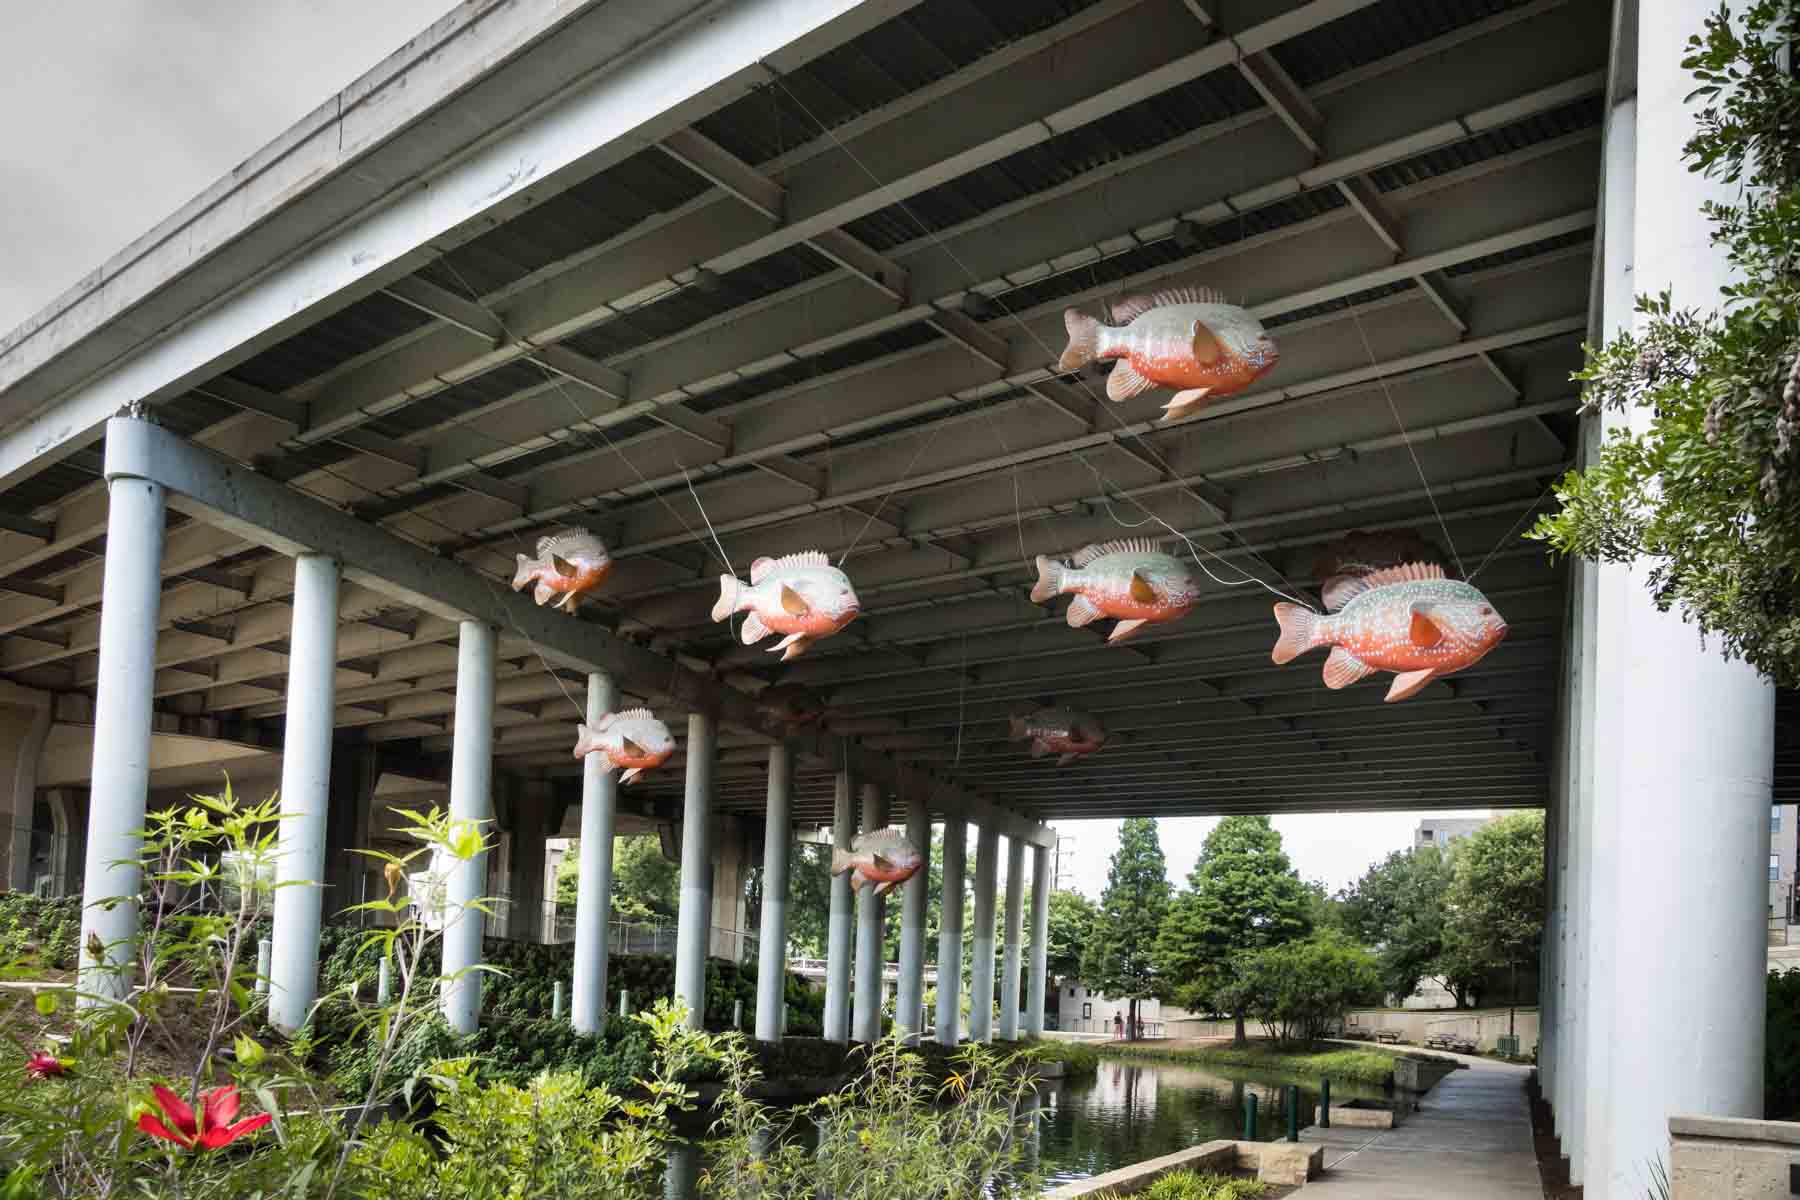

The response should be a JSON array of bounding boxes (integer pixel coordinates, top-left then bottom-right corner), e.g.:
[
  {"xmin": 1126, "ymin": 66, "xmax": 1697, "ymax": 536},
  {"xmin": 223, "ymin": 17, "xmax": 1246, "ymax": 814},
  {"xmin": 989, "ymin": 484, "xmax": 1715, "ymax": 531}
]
[{"xmin": 33, "ymin": 990, "xmax": 58, "ymax": 1016}]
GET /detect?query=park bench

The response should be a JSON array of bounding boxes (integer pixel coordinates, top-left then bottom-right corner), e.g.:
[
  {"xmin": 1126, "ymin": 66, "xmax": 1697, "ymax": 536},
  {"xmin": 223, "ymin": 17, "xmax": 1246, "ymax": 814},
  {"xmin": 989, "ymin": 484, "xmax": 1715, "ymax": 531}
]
[{"xmin": 1374, "ymin": 1029, "xmax": 1403, "ymax": 1044}]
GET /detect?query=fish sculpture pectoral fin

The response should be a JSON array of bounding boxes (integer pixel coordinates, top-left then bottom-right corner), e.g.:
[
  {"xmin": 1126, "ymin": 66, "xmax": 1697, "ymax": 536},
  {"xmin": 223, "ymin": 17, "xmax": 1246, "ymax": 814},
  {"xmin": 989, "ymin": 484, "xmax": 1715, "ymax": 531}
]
[
  {"xmin": 621, "ymin": 736, "xmax": 647, "ymax": 758},
  {"xmin": 1408, "ymin": 605, "xmax": 1446, "ymax": 648},
  {"xmin": 1189, "ymin": 321, "xmax": 1224, "ymax": 365},
  {"xmin": 620, "ymin": 768, "xmax": 643, "ymax": 785},
  {"xmin": 779, "ymin": 584, "xmax": 811, "ymax": 616},
  {"xmin": 1321, "ymin": 646, "xmax": 1376, "ymax": 690},
  {"xmin": 778, "ymin": 635, "xmax": 814, "ymax": 661},
  {"xmin": 1160, "ymin": 388, "xmax": 1212, "ymax": 422},
  {"xmin": 1128, "ymin": 570, "xmax": 1157, "ymax": 604},
  {"xmin": 872, "ymin": 879, "xmax": 898, "ymax": 897},
  {"xmin": 871, "ymin": 854, "xmax": 895, "ymax": 872},
  {"xmin": 849, "ymin": 871, "xmax": 866, "ymax": 892},
  {"xmin": 740, "ymin": 611, "xmax": 769, "ymax": 646},
  {"xmin": 1106, "ymin": 361, "xmax": 1155, "ymax": 402},
  {"xmin": 1057, "ymin": 752, "xmax": 1079, "ymax": 767},
  {"xmin": 533, "ymin": 581, "xmax": 555, "ymax": 606},
  {"xmin": 1107, "ymin": 618, "xmax": 1150, "ymax": 643},
  {"xmin": 550, "ymin": 553, "xmax": 577, "ymax": 576},
  {"xmin": 1066, "ymin": 595, "xmax": 1104, "ymax": 628},
  {"xmin": 1385, "ymin": 669, "xmax": 1437, "ymax": 703}
]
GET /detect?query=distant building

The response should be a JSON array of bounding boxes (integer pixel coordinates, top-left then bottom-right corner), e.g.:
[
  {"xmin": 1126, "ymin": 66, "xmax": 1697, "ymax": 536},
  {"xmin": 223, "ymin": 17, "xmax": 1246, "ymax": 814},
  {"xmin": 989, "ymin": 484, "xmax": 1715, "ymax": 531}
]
[{"xmin": 1413, "ymin": 817, "xmax": 1492, "ymax": 851}]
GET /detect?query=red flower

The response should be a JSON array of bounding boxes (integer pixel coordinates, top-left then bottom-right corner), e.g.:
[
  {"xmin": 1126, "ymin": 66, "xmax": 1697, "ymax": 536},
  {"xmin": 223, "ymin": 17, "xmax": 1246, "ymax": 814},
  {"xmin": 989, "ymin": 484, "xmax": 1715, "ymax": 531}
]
[
  {"xmin": 137, "ymin": 1084, "xmax": 272, "ymax": 1150},
  {"xmin": 25, "ymin": 1051, "xmax": 65, "ymax": 1080}
]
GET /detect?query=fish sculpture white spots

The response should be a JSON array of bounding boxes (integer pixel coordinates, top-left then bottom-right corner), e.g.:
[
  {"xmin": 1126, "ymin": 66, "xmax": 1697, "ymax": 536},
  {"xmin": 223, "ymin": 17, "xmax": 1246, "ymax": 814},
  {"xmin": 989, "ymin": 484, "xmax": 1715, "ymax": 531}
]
[
  {"xmin": 1009, "ymin": 706, "xmax": 1107, "ymax": 765},
  {"xmin": 1270, "ymin": 563, "xmax": 1510, "ymax": 702},
  {"xmin": 571, "ymin": 708, "xmax": 675, "ymax": 784},
  {"xmin": 712, "ymin": 551, "xmax": 861, "ymax": 661},
  {"xmin": 1031, "ymin": 538, "xmax": 1201, "ymax": 643},
  {"xmin": 1058, "ymin": 286, "xmax": 1279, "ymax": 421}
]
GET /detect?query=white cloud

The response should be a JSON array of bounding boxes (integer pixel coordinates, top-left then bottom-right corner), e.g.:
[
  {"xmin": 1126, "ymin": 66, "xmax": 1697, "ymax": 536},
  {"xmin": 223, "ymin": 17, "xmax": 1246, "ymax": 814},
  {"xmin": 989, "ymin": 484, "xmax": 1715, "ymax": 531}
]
[
  {"xmin": 1052, "ymin": 808, "xmax": 1513, "ymax": 900},
  {"xmin": 1, "ymin": 0, "xmax": 458, "ymax": 337}
]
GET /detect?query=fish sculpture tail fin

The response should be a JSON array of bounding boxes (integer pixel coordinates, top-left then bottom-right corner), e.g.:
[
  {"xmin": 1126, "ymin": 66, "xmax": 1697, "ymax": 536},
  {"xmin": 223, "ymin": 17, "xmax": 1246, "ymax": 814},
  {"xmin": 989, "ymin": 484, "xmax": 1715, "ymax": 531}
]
[
  {"xmin": 1271, "ymin": 602, "xmax": 1319, "ymax": 665},
  {"xmin": 829, "ymin": 846, "xmax": 857, "ymax": 877},
  {"xmin": 511, "ymin": 554, "xmax": 536, "ymax": 592},
  {"xmin": 1029, "ymin": 555, "xmax": 1065, "ymax": 605},
  {"xmin": 711, "ymin": 575, "xmax": 742, "ymax": 623},
  {"xmin": 1008, "ymin": 715, "xmax": 1029, "ymax": 742},
  {"xmin": 1058, "ymin": 308, "xmax": 1101, "ymax": 372}
]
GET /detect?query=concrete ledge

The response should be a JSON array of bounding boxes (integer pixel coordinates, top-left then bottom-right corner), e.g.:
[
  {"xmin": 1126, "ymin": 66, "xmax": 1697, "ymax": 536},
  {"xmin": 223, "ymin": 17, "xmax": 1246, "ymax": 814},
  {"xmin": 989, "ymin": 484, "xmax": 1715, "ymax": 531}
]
[
  {"xmin": 1670, "ymin": 1113, "xmax": 1800, "ymax": 1198},
  {"xmin": 1317, "ymin": 1100, "xmax": 1398, "ymax": 1129},
  {"xmin": 1042, "ymin": 1139, "xmax": 1323, "ymax": 1197}
]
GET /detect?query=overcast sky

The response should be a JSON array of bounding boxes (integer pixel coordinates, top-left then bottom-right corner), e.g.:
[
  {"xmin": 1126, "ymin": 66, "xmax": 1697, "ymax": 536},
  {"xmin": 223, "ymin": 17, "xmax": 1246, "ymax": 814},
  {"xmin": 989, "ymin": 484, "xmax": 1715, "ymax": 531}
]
[
  {"xmin": 1052, "ymin": 810, "xmax": 1494, "ymax": 899},
  {"xmin": 0, "ymin": 0, "xmax": 455, "ymax": 338}
]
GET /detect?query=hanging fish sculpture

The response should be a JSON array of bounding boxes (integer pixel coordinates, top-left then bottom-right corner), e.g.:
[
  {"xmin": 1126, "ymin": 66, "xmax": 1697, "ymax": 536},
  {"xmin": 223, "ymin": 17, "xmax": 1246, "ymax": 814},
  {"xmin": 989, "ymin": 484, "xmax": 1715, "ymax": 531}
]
[
  {"xmin": 831, "ymin": 828, "xmax": 925, "ymax": 896},
  {"xmin": 1030, "ymin": 538, "xmax": 1201, "ymax": 644},
  {"xmin": 1270, "ymin": 563, "xmax": 1509, "ymax": 703},
  {"xmin": 1311, "ymin": 529, "xmax": 1444, "ymax": 611},
  {"xmin": 712, "ymin": 551, "xmax": 861, "ymax": 661},
  {"xmin": 1058, "ymin": 286, "xmax": 1279, "ymax": 421},
  {"xmin": 1009, "ymin": 706, "xmax": 1107, "ymax": 766},
  {"xmin": 757, "ymin": 682, "xmax": 827, "ymax": 731},
  {"xmin": 571, "ymin": 708, "xmax": 675, "ymax": 784},
  {"xmin": 511, "ymin": 529, "xmax": 613, "ymax": 613}
]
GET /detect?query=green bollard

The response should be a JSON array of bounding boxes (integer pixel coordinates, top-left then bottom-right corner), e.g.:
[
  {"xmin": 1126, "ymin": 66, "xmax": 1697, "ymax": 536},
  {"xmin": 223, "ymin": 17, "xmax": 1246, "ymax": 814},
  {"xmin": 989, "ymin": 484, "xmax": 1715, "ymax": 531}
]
[
  {"xmin": 1286, "ymin": 1084, "xmax": 1299, "ymax": 1142},
  {"xmin": 1243, "ymin": 1091, "xmax": 1258, "ymax": 1140},
  {"xmin": 619, "ymin": 989, "xmax": 630, "ymax": 1018},
  {"xmin": 1320, "ymin": 1078, "xmax": 1331, "ymax": 1128}
]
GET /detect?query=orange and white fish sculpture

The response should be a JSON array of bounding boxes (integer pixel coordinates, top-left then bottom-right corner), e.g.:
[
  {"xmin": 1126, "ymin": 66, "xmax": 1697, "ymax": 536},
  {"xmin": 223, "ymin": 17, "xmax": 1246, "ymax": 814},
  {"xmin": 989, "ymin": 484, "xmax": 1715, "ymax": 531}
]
[
  {"xmin": 511, "ymin": 529, "xmax": 613, "ymax": 613},
  {"xmin": 831, "ymin": 828, "xmax": 925, "ymax": 896},
  {"xmin": 712, "ymin": 551, "xmax": 860, "ymax": 661},
  {"xmin": 572, "ymin": 708, "xmax": 675, "ymax": 784},
  {"xmin": 1031, "ymin": 538, "xmax": 1201, "ymax": 644},
  {"xmin": 757, "ymin": 682, "xmax": 827, "ymax": 731},
  {"xmin": 1270, "ymin": 563, "xmax": 1509, "ymax": 703},
  {"xmin": 1059, "ymin": 286, "xmax": 1279, "ymax": 421},
  {"xmin": 1010, "ymin": 706, "xmax": 1107, "ymax": 766}
]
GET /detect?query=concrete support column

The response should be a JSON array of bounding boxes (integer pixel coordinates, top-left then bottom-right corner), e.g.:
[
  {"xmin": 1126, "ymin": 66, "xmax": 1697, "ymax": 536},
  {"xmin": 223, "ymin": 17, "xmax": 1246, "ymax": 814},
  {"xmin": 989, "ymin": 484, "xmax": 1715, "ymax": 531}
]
[
  {"xmin": 78, "ymin": 472, "xmax": 166, "ymax": 1003},
  {"xmin": 999, "ymin": 837, "xmax": 1025, "ymax": 1040},
  {"xmin": 268, "ymin": 553, "xmax": 341, "ymax": 1033},
  {"xmin": 754, "ymin": 744, "xmax": 793, "ymax": 1042},
  {"xmin": 1026, "ymin": 843, "xmax": 1050, "ymax": 1037},
  {"xmin": 968, "ymin": 823, "xmax": 999, "ymax": 1042},
  {"xmin": 0, "ymin": 683, "xmax": 52, "ymax": 892},
  {"xmin": 852, "ymin": 782, "xmax": 887, "ymax": 1042},
  {"xmin": 1596, "ymin": 12, "xmax": 1778, "ymax": 1190},
  {"xmin": 895, "ymin": 791, "xmax": 931, "ymax": 1041},
  {"xmin": 571, "ymin": 673, "xmax": 618, "ymax": 1032},
  {"xmin": 508, "ymin": 780, "xmax": 552, "ymax": 943},
  {"xmin": 673, "ymin": 710, "xmax": 716, "ymax": 1029},
  {"xmin": 440, "ymin": 620, "xmax": 497, "ymax": 1034},
  {"xmin": 935, "ymin": 815, "xmax": 967, "ymax": 1046},
  {"xmin": 1579, "ymin": 94, "xmax": 1634, "ymax": 1192},
  {"xmin": 823, "ymin": 761, "xmax": 854, "ymax": 1043}
]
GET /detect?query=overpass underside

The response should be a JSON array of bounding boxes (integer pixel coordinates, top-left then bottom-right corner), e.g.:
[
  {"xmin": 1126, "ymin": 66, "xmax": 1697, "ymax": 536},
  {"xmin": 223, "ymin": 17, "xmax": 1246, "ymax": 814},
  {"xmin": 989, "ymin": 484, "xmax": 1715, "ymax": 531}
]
[{"xmin": 0, "ymin": 0, "xmax": 1788, "ymax": 1191}]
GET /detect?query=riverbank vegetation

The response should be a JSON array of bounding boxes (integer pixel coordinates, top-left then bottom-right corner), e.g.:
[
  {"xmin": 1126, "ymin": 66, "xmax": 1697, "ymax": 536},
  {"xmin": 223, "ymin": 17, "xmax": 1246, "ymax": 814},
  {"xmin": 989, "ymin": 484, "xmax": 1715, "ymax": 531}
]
[
  {"xmin": 0, "ymin": 782, "xmax": 1049, "ymax": 1199},
  {"xmin": 1094, "ymin": 1040, "xmax": 1401, "ymax": 1088}
]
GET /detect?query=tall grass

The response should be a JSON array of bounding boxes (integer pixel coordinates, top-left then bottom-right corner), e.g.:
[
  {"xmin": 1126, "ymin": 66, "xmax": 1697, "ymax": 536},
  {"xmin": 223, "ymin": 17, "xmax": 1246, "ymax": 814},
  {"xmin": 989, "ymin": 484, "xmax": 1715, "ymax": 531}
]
[{"xmin": 1095, "ymin": 1042, "xmax": 1399, "ymax": 1086}]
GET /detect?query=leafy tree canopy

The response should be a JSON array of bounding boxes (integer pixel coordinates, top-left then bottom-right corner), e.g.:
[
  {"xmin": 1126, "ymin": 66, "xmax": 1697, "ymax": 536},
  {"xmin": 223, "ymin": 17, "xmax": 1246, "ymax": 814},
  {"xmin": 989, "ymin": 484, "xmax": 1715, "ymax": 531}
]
[
  {"xmin": 1046, "ymin": 889, "xmax": 1098, "ymax": 980},
  {"xmin": 1337, "ymin": 843, "xmax": 1476, "ymax": 1005},
  {"xmin": 1224, "ymin": 933, "xmax": 1384, "ymax": 1048},
  {"xmin": 1082, "ymin": 818, "xmax": 1171, "ymax": 1010},
  {"xmin": 1153, "ymin": 816, "xmax": 1312, "ymax": 1024},
  {"xmin": 1531, "ymin": 2, "xmax": 1800, "ymax": 683},
  {"xmin": 554, "ymin": 834, "xmax": 680, "ymax": 920},
  {"xmin": 1443, "ymin": 812, "xmax": 1545, "ymax": 994}
]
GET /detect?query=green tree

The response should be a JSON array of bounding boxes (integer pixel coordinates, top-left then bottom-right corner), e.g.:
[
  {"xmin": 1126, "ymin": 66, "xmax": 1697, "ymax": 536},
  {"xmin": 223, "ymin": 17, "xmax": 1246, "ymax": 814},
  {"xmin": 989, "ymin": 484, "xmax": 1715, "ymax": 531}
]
[
  {"xmin": 1154, "ymin": 816, "xmax": 1311, "ymax": 1044},
  {"xmin": 1082, "ymin": 818, "xmax": 1171, "ymax": 1040},
  {"xmin": 1531, "ymin": 3, "xmax": 1800, "ymax": 684},
  {"xmin": 1443, "ymin": 812, "xmax": 1545, "ymax": 1023},
  {"xmin": 1046, "ymin": 889, "xmax": 1098, "ymax": 980},
  {"xmin": 555, "ymin": 834, "xmax": 681, "ymax": 919},
  {"xmin": 1226, "ymin": 934, "xmax": 1383, "ymax": 1047},
  {"xmin": 1338, "ymin": 844, "xmax": 1476, "ymax": 1006}
]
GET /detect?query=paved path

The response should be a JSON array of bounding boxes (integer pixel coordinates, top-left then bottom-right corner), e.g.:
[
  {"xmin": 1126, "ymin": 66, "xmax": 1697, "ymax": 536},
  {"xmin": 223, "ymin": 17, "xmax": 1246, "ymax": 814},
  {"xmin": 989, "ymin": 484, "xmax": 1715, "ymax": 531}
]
[{"xmin": 1299, "ymin": 1058, "xmax": 1540, "ymax": 1198}]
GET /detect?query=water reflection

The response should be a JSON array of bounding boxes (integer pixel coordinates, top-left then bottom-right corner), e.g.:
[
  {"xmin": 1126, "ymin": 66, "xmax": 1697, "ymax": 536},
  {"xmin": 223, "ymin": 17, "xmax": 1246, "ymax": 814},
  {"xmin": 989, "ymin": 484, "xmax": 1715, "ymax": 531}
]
[{"xmin": 658, "ymin": 1059, "xmax": 1391, "ymax": 1196}]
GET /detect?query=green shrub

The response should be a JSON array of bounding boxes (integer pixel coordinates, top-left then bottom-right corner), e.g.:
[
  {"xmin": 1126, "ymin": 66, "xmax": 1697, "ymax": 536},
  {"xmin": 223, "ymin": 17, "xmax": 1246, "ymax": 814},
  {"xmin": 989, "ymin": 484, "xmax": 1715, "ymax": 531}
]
[
  {"xmin": 0, "ymin": 895, "xmax": 82, "ymax": 972},
  {"xmin": 1129, "ymin": 1169, "xmax": 1267, "ymax": 1200},
  {"xmin": 1098, "ymin": 1040, "xmax": 1398, "ymax": 1086},
  {"xmin": 1032, "ymin": 1039, "xmax": 1100, "ymax": 1076},
  {"xmin": 1767, "ymin": 969, "xmax": 1800, "ymax": 1118}
]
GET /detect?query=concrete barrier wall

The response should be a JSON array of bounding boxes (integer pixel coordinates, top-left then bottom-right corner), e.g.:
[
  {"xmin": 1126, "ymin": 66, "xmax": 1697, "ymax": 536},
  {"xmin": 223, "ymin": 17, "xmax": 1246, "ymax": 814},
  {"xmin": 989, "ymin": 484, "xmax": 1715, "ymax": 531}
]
[
  {"xmin": 1163, "ymin": 1007, "xmax": 1542, "ymax": 1053},
  {"xmin": 1669, "ymin": 1115, "xmax": 1800, "ymax": 1198},
  {"xmin": 1043, "ymin": 1140, "xmax": 1322, "ymax": 1198}
]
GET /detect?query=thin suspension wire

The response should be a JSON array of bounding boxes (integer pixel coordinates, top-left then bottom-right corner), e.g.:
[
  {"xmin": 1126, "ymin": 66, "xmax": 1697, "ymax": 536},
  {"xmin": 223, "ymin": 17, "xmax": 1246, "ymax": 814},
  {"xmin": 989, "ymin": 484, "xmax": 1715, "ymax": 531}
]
[
  {"xmin": 765, "ymin": 68, "xmax": 1313, "ymax": 609},
  {"xmin": 836, "ymin": 416, "xmax": 949, "ymax": 566},
  {"xmin": 1347, "ymin": 305, "xmax": 1467, "ymax": 579},
  {"xmin": 1467, "ymin": 476, "xmax": 1560, "ymax": 584}
]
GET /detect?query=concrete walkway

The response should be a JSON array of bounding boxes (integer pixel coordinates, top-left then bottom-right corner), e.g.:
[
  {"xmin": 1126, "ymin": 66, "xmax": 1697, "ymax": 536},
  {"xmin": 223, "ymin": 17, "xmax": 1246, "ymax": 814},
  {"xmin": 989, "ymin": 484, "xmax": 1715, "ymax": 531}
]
[{"xmin": 1299, "ymin": 1059, "xmax": 1541, "ymax": 1198}]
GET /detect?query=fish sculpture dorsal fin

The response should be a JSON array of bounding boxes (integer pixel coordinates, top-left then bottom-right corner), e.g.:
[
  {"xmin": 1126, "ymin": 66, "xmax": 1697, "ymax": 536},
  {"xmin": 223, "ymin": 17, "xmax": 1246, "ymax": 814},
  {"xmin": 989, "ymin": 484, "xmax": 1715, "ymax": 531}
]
[
  {"xmin": 752, "ymin": 550, "xmax": 832, "ymax": 582},
  {"xmin": 1109, "ymin": 294, "xmax": 1157, "ymax": 324},
  {"xmin": 1070, "ymin": 538, "xmax": 1167, "ymax": 568},
  {"xmin": 1361, "ymin": 561, "xmax": 1449, "ymax": 589},
  {"xmin": 535, "ymin": 528, "xmax": 608, "ymax": 561},
  {"xmin": 608, "ymin": 707, "xmax": 656, "ymax": 724},
  {"xmin": 1152, "ymin": 285, "xmax": 1231, "ymax": 309},
  {"xmin": 1320, "ymin": 573, "xmax": 1372, "ymax": 613}
]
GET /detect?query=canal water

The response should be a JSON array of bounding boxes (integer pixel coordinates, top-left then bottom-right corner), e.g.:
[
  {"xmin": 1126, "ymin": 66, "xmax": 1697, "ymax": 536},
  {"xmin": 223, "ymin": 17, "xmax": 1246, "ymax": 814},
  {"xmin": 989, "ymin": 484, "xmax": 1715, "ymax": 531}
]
[{"xmin": 660, "ymin": 1057, "xmax": 1395, "ymax": 1196}]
